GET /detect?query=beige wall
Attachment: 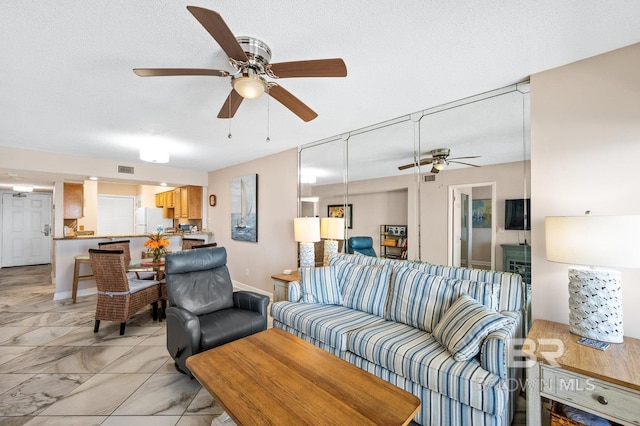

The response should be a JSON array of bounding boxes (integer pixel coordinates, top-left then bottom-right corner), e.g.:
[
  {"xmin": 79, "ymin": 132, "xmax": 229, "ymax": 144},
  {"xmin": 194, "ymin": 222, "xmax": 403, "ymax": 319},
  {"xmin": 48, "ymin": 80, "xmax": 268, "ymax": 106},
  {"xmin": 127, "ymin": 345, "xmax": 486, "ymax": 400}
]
[
  {"xmin": 207, "ymin": 148, "xmax": 298, "ymax": 295},
  {"xmin": 531, "ymin": 43, "xmax": 640, "ymax": 338}
]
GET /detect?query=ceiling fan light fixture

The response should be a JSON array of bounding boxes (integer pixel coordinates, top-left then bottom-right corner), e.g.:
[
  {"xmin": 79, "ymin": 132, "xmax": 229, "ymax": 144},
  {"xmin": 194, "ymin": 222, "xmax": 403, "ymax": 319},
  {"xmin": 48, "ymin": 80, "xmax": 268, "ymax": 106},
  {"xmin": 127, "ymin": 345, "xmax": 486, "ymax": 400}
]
[
  {"xmin": 433, "ymin": 159, "xmax": 448, "ymax": 170},
  {"xmin": 232, "ymin": 75, "xmax": 266, "ymax": 99}
]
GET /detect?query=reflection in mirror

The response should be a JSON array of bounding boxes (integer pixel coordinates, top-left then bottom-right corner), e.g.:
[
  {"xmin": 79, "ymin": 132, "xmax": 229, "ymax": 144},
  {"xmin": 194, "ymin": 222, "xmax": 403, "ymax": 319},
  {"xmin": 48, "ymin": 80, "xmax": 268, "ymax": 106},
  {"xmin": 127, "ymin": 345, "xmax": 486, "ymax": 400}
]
[{"xmin": 298, "ymin": 83, "xmax": 530, "ymax": 271}]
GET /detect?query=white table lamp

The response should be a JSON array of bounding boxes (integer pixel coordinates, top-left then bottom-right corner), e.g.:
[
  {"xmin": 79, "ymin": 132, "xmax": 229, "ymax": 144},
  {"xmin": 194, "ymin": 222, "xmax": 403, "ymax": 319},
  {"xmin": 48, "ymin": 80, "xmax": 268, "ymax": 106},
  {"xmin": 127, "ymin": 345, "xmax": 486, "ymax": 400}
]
[
  {"xmin": 545, "ymin": 212, "xmax": 640, "ymax": 343},
  {"xmin": 320, "ymin": 217, "xmax": 345, "ymax": 266},
  {"xmin": 294, "ymin": 217, "xmax": 320, "ymax": 268}
]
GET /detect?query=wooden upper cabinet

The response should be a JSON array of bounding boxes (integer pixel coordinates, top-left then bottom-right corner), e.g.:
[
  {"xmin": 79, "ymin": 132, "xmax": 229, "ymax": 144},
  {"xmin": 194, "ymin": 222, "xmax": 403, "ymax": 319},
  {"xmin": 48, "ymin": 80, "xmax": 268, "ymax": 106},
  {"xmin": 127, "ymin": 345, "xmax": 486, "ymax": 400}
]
[
  {"xmin": 155, "ymin": 192, "xmax": 165, "ymax": 208},
  {"xmin": 173, "ymin": 188, "xmax": 182, "ymax": 218},
  {"xmin": 63, "ymin": 183, "xmax": 84, "ymax": 219},
  {"xmin": 173, "ymin": 186, "xmax": 202, "ymax": 219},
  {"xmin": 165, "ymin": 190, "xmax": 175, "ymax": 208}
]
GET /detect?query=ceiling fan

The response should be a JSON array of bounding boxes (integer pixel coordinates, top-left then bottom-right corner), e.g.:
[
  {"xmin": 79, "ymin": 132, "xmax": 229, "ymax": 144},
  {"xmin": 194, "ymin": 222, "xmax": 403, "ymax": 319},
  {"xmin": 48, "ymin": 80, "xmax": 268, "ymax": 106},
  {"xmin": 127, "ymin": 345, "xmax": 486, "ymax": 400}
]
[
  {"xmin": 398, "ymin": 148, "xmax": 481, "ymax": 173},
  {"xmin": 133, "ymin": 6, "xmax": 347, "ymax": 122}
]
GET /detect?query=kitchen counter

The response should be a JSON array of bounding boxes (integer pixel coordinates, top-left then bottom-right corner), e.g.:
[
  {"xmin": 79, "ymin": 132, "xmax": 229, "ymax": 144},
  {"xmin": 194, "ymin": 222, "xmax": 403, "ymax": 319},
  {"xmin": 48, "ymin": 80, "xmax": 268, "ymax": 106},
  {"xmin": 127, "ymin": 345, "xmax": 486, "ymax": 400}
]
[
  {"xmin": 52, "ymin": 232, "xmax": 214, "ymax": 300},
  {"xmin": 53, "ymin": 231, "xmax": 213, "ymax": 241}
]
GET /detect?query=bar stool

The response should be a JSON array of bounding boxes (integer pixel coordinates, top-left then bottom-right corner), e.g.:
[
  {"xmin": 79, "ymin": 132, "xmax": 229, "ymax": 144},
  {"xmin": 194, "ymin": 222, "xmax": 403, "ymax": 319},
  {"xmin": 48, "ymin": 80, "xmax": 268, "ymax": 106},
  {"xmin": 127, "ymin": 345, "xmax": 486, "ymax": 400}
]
[{"xmin": 72, "ymin": 254, "xmax": 94, "ymax": 303}]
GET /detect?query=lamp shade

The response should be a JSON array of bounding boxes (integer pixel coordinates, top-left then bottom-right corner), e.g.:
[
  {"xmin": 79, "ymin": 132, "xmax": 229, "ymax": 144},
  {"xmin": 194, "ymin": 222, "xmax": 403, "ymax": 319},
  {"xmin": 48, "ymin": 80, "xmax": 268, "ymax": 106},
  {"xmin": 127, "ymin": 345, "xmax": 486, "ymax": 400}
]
[
  {"xmin": 294, "ymin": 217, "xmax": 320, "ymax": 243},
  {"xmin": 545, "ymin": 215, "xmax": 640, "ymax": 268},
  {"xmin": 320, "ymin": 217, "xmax": 345, "ymax": 240}
]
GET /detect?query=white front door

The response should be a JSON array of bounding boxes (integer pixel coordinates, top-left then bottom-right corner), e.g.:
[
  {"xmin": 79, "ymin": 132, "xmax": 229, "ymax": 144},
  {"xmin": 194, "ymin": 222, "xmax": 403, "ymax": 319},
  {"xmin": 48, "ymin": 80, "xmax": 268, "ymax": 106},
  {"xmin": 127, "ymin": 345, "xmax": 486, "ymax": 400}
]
[{"xmin": 2, "ymin": 193, "xmax": 53, "ymax": 267}]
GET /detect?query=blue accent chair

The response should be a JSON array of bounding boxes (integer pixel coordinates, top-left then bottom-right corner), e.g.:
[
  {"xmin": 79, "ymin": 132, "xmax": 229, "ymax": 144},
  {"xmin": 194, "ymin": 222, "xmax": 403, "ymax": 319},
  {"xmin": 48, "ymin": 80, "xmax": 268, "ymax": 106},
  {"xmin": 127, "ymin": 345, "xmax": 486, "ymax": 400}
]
[{"xmin": 346, "ymin": 236, "xmax": 377, "ymax": 257}]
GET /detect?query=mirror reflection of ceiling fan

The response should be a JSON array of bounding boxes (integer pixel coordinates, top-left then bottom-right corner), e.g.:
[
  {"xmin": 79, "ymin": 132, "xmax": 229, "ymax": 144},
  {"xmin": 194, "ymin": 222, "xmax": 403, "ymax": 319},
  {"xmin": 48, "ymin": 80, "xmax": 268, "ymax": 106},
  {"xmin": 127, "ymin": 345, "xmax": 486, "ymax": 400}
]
[
  {"xmin": 133, "ymin": 6, "xmax": 347, "ymax": 122},
  {"xmin": 398, "ymin": 148, "xmax": 481, "ymax": 173}
]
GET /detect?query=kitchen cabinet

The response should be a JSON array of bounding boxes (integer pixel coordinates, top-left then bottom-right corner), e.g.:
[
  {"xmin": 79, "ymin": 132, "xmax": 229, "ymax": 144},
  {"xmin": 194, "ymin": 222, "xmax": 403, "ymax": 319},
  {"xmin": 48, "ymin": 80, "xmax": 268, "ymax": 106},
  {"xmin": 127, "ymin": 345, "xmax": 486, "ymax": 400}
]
[
  {"xmin": 63, "ymin": 183, "xmax": 84, "ymax": 219},
  {"xmin": 173, "ymin": 188, "xmax": 182, "ymax": 218},
  {"xmin": 155, "ymin": 192, "xmax": 165, "ymax": 208},
  {"xmin": 165, "ymin": 190, "xmax": 175, "ymax": 208},
  {"xmin": 175, "ymin": 185, "xmax": 202, "ymax": 219}
]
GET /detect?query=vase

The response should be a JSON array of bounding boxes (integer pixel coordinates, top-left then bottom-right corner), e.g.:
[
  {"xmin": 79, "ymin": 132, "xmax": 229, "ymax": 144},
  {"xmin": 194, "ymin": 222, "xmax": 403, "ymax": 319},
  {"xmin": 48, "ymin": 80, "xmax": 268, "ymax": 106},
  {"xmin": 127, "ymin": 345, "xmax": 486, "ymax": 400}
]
[{"xmin": 152, "ymin": 251, "xmax": 162, "ymax": 264}]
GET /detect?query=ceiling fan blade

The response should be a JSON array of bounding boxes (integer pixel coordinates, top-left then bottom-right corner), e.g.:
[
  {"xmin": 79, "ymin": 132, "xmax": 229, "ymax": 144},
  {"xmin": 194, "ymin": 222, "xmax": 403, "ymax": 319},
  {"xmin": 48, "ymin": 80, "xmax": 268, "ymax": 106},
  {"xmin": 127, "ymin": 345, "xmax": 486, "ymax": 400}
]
[
  {"xmin": 449, "ymin": 160, "xmax": 481, "ymax": 167},
  {"xmin": 268, "ymin": 59, "xmax": 348, "ymax": 78},
  {"xmin": 133, "ymin": 68, "xmax": 229, "ymax": 77},
  {"xmin": 430, "ymin": 166, "xmax": 440, "ymax": 174},
  {"xmin": 448, "ymin": 155, "xmax": 481, "ymax": 161},
  {"xmin": 397, "ymin": 157, "xmax": 436, "ymax": 171},
  {"xmin": 217, "ymin": 89, "xmax": 244, "ymax": 119},
  {"xmin": 267, "ymin": 85, "xmax": 318, "ymax": 122},
  {"xmin": 186, "ymin": 6, "xmax": 249, "ymax": 62}
]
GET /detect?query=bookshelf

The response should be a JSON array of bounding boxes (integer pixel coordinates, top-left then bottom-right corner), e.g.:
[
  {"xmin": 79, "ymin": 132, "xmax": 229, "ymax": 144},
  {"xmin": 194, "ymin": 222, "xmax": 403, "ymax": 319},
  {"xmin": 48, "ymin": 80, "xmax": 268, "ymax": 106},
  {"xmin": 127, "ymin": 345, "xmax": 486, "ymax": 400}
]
[{"xmin": 380, "ymin": 225, "xmax": 408, "ymax": 259}]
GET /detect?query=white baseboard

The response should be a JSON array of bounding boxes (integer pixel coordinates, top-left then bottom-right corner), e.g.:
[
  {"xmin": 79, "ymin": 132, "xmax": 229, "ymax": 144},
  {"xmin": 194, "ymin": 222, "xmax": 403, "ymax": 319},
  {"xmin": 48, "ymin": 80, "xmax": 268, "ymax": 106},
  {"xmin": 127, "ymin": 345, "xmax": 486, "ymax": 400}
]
[
  {"xmin": 53, "ymin": 281, "xmax": 273, "ymax": 302},
  {"xmin": 232, "ymin": 280, "xmax": 274, "ymax": 301},
  {"xmin": 53, "ymin": 287, "xmax": 97, "ymax": 301}
]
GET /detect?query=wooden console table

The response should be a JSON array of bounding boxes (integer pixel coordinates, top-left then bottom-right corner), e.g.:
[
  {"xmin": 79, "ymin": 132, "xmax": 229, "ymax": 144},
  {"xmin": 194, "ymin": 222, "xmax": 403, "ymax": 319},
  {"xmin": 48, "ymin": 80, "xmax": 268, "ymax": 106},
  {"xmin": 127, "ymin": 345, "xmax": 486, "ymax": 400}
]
[{"xmin": 525, "ymin": 319, "xmax": 640, "ymax": 425}]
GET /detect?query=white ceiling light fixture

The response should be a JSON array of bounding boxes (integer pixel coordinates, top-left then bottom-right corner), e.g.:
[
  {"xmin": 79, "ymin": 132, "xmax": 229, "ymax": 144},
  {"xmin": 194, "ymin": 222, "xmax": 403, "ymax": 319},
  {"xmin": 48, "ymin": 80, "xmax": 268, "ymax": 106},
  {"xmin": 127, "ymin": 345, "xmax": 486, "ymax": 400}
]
[
  {"xmin": 232, "ymin": 70, "xmax": 267, "ymax": 99},
  {"xmin": 13, "ymin": 185, "xmax": 33, "ymax": 192},
  {"xmin": 140, "ymin": 147, "xmax": 169, "ymax": 164},
  {"xmin": 89, "ymin": 176, "xmax": 98, "ymax": 181}
]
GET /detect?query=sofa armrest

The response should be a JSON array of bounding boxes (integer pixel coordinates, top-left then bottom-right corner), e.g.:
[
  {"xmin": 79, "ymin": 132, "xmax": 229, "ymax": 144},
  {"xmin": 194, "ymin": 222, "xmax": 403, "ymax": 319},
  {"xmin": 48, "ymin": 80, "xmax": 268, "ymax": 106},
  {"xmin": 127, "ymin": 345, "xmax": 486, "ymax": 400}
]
[
  {"xmin": 287, "ymin": 281, "xmax": 302, "ymax": 302},
  {"xmin": 480, "ymin": 311, "xmax": 521, "ymax": 379},
  {"xmin": 233, "ymin": 291, "xmax": 269, "ymax": 317}
]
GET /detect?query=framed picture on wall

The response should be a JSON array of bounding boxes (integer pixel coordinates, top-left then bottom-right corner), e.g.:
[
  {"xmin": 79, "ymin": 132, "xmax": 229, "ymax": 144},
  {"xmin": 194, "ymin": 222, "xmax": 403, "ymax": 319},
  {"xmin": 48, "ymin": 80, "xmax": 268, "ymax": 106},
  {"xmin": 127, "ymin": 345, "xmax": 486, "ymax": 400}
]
[
  {"xmin": 328, "ymin": 204, "xmax": 352, "ymax": 229},
  {"xmin": 472, "ymin": 199, "xmax": 491, "ymax": 228},
  {"xmin": 231, "ymin": 174, "xmax": 258, "ymax": 242}
]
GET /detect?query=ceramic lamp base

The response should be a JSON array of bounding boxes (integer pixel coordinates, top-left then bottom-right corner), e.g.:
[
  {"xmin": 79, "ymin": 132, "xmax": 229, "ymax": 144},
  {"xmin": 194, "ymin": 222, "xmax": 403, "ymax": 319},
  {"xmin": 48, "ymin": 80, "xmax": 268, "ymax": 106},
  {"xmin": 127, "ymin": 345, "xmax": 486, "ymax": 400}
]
[
  {"xmin": 299, "ymin": 242, "xmax": 315, "ymax": 268},
  {"xmin": 323, "ymin": 239, "xmax": 338, "ymax": 266},
  {"xmin": 568, "ymin": 267, "xmax": 623, "ymax": 343}
]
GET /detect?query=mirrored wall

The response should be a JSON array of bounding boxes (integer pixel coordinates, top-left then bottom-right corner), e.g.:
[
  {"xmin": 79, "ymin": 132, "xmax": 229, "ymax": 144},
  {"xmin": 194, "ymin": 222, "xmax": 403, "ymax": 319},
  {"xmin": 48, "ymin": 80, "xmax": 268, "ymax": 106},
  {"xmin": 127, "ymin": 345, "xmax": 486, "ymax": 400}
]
[{"xmin": 299, "ymin": 82, "xmax": 530, "ymax": 270}]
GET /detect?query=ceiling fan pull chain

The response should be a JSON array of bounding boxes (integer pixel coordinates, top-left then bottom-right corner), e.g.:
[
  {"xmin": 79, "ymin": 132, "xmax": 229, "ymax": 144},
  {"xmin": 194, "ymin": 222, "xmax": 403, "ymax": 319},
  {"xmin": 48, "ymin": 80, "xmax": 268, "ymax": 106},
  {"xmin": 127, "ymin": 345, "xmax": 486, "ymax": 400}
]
[
  {"xmin": 266, "ymin": 90, "xmax": 271, "ymax": 143},
  {"xmin": 227, "ymin": 94, "xmax": 233, "ymax": 139}
]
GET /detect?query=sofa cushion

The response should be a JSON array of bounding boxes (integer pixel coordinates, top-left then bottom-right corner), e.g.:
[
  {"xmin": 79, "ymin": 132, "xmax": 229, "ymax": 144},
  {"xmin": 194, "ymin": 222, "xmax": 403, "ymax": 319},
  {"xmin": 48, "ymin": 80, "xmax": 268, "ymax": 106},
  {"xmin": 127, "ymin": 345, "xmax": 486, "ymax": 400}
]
[
  {"xmin": 336, "ymin": 261, "xmax": 392, "ymax": 317},
  {"xmin": 406, "ymin": 261, "xmax": 523, "ymax": 312},
  {"xmin": 386, "ymin": 266, "xmax": 500, "ymax": 332},
  {"xmin": 347, "ymin": 321, "xmax": 506, "ymax": 415},
  {"xmin": 270, "ymin": 301, "xmax": 384, "ymax": 351},
  {"xmin": 299, "ymin": 266, "xmax": 342, "ymax": 305},
  {"xmin": 433, "ymin": 294, "xmax": 516, "ymax": 361}
]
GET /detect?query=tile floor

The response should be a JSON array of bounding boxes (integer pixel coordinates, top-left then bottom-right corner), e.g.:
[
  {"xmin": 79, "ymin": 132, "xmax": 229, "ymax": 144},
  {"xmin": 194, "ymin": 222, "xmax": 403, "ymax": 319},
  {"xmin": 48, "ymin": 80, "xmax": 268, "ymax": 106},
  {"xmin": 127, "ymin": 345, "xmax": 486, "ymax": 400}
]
[
  {"xmin": 0, "ymin": 264, "xmax": 227, "ymax": 426},
  {"xmin": 0, "ymin": 264, "xmax": 527, "ymax": 426}
]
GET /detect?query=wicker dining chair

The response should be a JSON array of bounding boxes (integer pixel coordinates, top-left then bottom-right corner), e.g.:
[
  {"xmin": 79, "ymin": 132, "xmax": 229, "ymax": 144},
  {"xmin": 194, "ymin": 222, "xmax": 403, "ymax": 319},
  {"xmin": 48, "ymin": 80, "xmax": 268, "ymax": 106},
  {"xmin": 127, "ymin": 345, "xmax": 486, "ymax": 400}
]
[
  {"xmin": 181, "ymin": 238, "xmax": 206, "ymax": 250},
  {"xmin": 89, "ymin": 248, "xmax": 161, "ymax": 335},
  {"xmin": 98, "ymin": 240, "xmax": 156, "ymax": 280}
]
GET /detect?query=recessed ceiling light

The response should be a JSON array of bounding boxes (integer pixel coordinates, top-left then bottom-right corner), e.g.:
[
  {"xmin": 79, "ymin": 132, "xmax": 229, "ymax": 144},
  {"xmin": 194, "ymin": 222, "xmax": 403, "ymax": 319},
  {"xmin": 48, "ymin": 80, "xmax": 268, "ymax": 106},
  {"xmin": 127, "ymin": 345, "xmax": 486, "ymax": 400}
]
[
  {"xmin": 160, "ymin": 182, "xmax": 167, "ymax": 186},
  {"xmin": 89, "ymin": 176, "xmax": 98, "ymax": 181}
]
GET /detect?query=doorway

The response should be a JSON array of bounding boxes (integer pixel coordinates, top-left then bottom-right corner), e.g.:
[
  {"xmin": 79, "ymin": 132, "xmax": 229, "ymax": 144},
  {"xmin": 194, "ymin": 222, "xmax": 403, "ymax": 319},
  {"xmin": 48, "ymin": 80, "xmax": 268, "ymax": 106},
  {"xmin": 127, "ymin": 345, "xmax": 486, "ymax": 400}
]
[
  {"xmin": 448, "ymin": 182, "xmax": 496, "ymax": 270},
  {"xmin": 1, "ymin": 192, "xmax": 53, "ymax": 267}
]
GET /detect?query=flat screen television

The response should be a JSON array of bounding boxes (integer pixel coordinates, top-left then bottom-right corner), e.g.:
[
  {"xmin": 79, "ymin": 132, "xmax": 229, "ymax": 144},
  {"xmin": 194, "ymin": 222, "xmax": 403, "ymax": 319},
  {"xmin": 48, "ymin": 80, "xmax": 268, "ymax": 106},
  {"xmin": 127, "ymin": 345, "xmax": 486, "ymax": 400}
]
[{"xmin": 505, "ymin": 198, "xmax": 530, "ymax": 230}]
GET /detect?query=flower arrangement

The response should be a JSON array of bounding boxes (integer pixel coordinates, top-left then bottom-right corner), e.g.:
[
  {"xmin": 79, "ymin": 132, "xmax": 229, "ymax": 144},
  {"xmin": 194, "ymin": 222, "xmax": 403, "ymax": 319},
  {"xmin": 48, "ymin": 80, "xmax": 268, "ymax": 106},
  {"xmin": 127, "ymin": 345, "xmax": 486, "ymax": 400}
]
[{"xmin": 144, "ymin": 231, "xmax": 170, "ymax": 264}]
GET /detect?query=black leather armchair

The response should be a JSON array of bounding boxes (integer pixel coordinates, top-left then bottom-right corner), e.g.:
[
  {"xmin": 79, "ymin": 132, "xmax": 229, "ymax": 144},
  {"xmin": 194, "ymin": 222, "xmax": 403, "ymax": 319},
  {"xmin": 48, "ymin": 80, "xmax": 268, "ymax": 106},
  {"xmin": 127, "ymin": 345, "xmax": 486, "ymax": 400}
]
[{"xmin": 164, "ymin": 246, "xmax": 269, "ymax": 375}]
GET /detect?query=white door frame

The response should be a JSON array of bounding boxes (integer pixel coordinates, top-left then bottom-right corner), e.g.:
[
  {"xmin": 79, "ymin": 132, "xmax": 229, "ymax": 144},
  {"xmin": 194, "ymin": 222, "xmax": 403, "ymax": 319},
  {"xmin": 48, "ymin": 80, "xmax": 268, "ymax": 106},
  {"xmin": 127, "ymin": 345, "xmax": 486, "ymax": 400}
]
[{"xmin": 447, "ymin": 182, "xmax": 496, "ymax": 270}]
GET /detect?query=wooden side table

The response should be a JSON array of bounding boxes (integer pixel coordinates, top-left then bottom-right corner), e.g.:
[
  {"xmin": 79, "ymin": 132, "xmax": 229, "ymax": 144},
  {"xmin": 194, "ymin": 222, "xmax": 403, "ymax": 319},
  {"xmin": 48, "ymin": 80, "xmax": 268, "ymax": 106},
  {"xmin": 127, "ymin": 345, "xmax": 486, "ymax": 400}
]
[
  {"xmin": 271, "ymin": 271, "xmax": 299, "ymax": 302},
  {"xmin": 525, "ymin": 319, "xmax": 640, "ymax": 425}
]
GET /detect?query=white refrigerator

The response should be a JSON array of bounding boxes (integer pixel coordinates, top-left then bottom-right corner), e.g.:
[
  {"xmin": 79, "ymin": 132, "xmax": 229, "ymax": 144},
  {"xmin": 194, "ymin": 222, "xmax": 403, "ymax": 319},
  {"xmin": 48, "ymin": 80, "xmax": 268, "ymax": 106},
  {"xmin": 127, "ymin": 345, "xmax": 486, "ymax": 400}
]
[{"xmin": 135, "ymin": 207, "xmax": 173, "ymax": 234}]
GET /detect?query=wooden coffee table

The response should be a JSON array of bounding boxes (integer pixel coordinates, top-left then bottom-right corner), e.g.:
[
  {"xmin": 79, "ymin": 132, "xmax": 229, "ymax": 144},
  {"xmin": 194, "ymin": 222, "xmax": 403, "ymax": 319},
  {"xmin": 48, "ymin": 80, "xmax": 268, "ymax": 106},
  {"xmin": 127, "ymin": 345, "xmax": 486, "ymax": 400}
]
[{"xmin": 186, "ymin": 328, "xmax": 421, "ymax": 425}]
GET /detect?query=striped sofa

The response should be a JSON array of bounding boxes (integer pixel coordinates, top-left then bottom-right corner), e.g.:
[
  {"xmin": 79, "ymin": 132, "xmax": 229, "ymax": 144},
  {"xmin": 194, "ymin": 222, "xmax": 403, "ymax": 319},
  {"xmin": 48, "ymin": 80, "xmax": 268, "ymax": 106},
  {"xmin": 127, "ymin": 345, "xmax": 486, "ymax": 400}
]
[{"xmin": 270, "ymin": 253, "xmax": 524, "ymax": 426}]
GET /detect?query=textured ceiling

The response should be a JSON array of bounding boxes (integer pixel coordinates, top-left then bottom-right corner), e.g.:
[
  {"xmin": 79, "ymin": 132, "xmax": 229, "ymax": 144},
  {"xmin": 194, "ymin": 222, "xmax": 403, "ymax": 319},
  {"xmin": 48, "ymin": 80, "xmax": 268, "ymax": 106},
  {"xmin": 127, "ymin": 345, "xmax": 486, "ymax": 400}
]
[{"xmin": 1, "ymin": 1, "xmax": 639, "ymax": 188}]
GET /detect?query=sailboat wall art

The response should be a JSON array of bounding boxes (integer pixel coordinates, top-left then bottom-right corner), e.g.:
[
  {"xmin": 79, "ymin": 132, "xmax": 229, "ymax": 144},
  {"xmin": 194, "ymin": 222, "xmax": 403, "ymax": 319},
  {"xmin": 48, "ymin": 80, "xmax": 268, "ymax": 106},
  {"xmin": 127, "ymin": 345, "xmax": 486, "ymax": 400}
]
[{"xmin": 231, "ymin": 174, "xmax": 258, "ymax": 242}]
